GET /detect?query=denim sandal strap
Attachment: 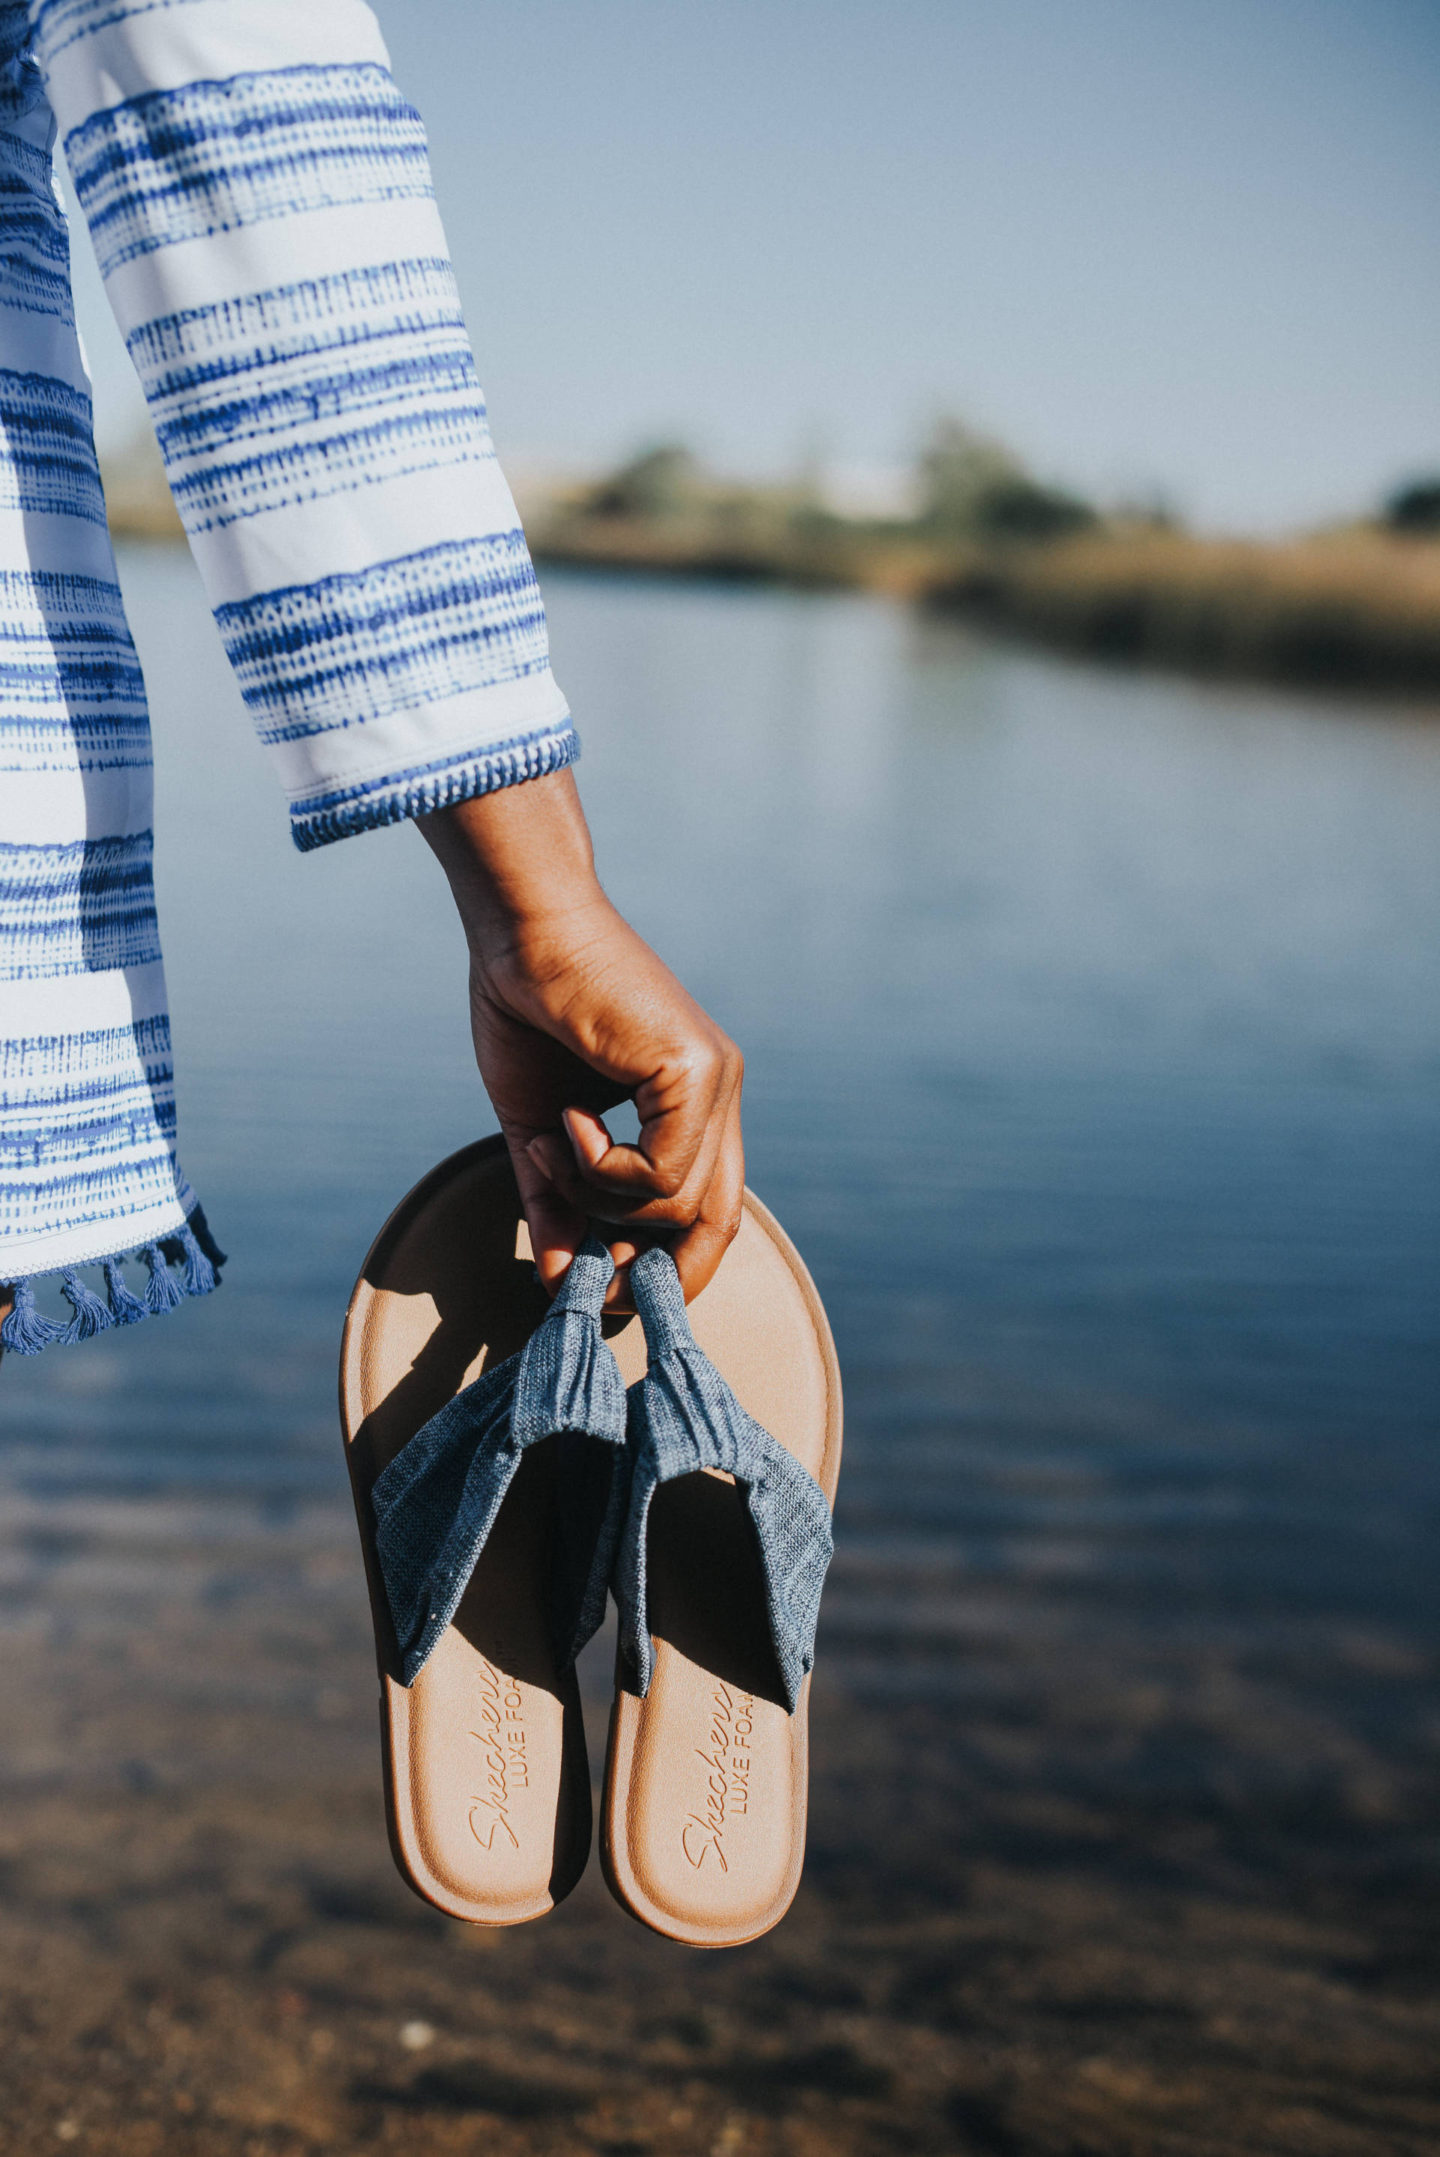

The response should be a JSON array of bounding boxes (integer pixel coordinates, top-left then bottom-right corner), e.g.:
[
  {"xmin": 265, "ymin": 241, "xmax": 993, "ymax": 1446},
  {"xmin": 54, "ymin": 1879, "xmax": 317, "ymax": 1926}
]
[
  {"xmin": 614, "ymin": 1244, "xmax": 835, "ymax": 1713},
  {"xmin": 372, "ymin": 1231, "xmax": 628, "ymax": 1683}
]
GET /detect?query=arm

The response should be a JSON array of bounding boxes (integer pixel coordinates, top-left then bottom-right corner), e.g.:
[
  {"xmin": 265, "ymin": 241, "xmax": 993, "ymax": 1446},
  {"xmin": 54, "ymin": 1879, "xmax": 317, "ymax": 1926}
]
[
  {"xmin": 32, "ymin": 0, "xmax": 574, "ymax": 846},
  {"xmin": 420, "ymin": 774, "xmax": 743, "ymax": 1304},
  {"xmin": 31, "ymin": 0, "xmax": 743, "ymax": 1294}
]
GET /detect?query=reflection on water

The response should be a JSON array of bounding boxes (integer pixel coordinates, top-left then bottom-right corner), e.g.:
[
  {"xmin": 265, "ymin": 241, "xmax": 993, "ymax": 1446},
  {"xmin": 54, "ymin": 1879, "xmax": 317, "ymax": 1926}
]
[{"xmin": 3, "ymin": 553, "xmax": 1439, "ymax": 1675}]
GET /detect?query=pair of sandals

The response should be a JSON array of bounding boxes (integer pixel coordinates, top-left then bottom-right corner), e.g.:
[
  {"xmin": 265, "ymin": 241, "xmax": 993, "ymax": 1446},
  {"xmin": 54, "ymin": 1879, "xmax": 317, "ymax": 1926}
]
[{"xmin": 340, "ymin": 1138, "xmax": 842, "ymax": 1948}]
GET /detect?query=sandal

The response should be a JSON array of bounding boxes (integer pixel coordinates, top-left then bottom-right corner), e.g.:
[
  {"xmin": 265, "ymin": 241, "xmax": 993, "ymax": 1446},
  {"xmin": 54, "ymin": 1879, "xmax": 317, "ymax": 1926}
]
[
  {"xmin": 602, "ymin": 1201, "xmax": 842, "ymax": 1947},
  {"xmin": 340, "ymin": 1140, "xmax": 627, "ymax": 1925}
]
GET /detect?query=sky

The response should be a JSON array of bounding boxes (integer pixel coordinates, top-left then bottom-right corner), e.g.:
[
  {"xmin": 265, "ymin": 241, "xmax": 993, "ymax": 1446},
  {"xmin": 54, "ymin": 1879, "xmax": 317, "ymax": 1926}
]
[{"xmin": 66, "ymin": 0, "xmax": 1440, "ymax": 533}]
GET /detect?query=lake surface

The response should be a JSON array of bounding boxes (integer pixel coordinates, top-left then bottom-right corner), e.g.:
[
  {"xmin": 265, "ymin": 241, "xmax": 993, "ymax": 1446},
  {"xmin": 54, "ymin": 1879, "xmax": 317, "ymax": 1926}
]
[
  {"xmin": 4, "ymin": 550, "xmax": 1440, "ymax": 1664},
  {"xmin": 4, "ymin": 552, "xmax": 1440, "ymax": 2154}
]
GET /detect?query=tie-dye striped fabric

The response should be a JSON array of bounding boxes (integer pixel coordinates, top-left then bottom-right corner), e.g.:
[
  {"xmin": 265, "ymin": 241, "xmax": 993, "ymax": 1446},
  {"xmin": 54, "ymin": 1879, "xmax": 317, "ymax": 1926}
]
[{"xmin": 0, "ymin": 0, "xmax": 575, "ymax": 1351}]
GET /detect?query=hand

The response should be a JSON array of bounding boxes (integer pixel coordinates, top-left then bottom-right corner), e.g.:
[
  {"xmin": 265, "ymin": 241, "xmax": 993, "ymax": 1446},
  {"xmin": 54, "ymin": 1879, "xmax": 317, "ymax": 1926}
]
[{"xmin": 418, "ymin": 772, "xmax": 744, "ymax": 1306}]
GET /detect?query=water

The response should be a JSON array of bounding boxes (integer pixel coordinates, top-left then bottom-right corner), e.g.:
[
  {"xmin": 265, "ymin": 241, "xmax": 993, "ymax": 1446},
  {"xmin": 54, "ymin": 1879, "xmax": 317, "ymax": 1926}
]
[
  {"xmin": 3, "ymin": 550, "xmax": 1439, "ymax": 1680},
  {"xmin": 3, "ymin": 552, "xmax": 1439, "ymax": 2154}
]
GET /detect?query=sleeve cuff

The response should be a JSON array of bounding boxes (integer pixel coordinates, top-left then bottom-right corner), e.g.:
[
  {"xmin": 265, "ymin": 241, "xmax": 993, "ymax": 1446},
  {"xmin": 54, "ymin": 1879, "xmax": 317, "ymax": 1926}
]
[{"xmin": 288, "ymin": 715, "xmax": 580, "ymax": 851}]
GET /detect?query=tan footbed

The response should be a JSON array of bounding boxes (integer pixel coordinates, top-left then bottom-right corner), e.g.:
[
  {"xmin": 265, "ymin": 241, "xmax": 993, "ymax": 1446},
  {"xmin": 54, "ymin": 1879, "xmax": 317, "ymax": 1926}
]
[
  {"xmin": 340, "ymin": 1137, "xmax": 591, "ymax": 1926},
  {"xmin": 600, "ymin": 1186, "xmax": 842, "ymax": 1949},
  {"xmin": 340, "ymin": 1137, "xmax": 841, "ymax": 1944}
]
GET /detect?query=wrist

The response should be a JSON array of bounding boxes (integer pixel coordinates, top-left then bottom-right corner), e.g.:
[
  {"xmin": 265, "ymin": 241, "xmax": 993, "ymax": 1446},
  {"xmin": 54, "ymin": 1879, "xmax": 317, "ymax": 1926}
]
[{"xmin": 417, "ymin": 771, "xmax": 606, "ymax": 954}]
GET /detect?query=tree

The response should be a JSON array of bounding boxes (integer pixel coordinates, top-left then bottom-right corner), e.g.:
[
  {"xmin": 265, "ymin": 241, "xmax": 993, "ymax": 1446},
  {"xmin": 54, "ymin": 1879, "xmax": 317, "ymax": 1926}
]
[
  {"xmin": 918, "ymin": 417, "xmax": 1094, "ymax": 542},
  {"xmin": 587, "ymin": 443, "xmax": 704, "ymax": 520},
  {"xmin": 1383, "ymin": 477, "xmax": 1440, "ymax": 534},
  {"xmin": 918, "ymin": 418, "xmax": 1022, "ymax": 534}
]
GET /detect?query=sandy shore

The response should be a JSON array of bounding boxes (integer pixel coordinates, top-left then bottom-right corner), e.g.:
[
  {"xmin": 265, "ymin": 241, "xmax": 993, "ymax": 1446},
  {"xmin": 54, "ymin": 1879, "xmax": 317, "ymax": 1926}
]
[{"xmin": 0, "ymin": 1485, "xmax": 1435, "ymax": 2156}]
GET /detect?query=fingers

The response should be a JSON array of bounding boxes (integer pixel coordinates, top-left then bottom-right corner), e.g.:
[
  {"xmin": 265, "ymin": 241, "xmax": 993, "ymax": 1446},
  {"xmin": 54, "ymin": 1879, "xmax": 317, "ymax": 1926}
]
[
  {"xmin": 666, "ymin": 1084, "xmax": 746, "ymax": 1302},
  {"xmin": 521, "ymin": 1053, "xmax": 745, "ymax": 1308},
  {"xmin": 590, "ymin": 1095, "xmax": 743, "ymax": 1308},
  {"xmin": 556, "ymin": 1070, "xmax": 724, "ymax": 1216},
  {"xmin": 467, "ymin": 904, "xmax": 745, "ymax": 1305},
  {"xmin": 504, "ymin": 1124, "xmax": 589, "ymax": 1296},
  {"xmin": 529, "ymin": 1033, "xmax": 740, "ymax": 1228}
]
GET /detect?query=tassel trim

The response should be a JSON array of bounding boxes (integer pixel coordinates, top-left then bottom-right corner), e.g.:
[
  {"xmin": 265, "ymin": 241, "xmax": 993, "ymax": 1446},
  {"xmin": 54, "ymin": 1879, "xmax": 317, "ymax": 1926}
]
[
  {"xmin": 141, "ymin": 1240, "xmax": 184, "ymax": 1314},
  {"xmin": 59, "ymin": 1268, "xmax": 112, "ymax": 1343},
  {"xmin": 1, "ymin": 1210, "xmax": 223, "ymax": 1357},
  {"xmin": 102, "ymin": 1256, "xmax": 148, "ymax": 1327}
]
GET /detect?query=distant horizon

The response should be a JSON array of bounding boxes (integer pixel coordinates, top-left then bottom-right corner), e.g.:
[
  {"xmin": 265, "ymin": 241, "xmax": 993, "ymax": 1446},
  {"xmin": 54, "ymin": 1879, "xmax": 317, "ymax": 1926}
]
[
  {"xmin": 95, "ymin": 421, "xmax": 1424, "ymax": 542},
  {"xmin": 64, "ymin": 0, "xmax": 1440, "ymax": 538}
]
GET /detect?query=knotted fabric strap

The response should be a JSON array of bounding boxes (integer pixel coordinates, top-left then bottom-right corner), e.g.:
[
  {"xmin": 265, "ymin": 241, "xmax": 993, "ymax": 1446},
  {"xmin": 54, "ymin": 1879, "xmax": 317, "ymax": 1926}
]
[
  {"xmin": 614, "ymin": 1244, "xmax": 834, "ymax": 1713},
  {"xmin": 372, "ymin": 1233, "xmax": 628, "ymax": 1684}
]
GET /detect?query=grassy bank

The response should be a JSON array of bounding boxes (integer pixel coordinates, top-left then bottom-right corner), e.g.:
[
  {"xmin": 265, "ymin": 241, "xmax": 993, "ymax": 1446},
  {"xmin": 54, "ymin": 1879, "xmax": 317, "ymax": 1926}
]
[
  {"xmin": 530, "ymin": 511, "xmax": 1440, "ymax": 696},
  {"xmin": 101, "ymin": 432, "xmax": 1440, "ymax": 695},
  {"xmin": 926, "ymin": 527, "xmax": 1440, "ymax": 693},
  {"xmin": 526, "ymin": 507, "xmax": 946, "ymax": 596}
]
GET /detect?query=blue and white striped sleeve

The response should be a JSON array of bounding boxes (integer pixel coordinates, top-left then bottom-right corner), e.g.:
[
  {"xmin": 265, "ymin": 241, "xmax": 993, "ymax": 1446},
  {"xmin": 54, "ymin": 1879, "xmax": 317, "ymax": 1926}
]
[{"xmin": 29, "ymin": 0, "xmax": 577, "ymax": 850}]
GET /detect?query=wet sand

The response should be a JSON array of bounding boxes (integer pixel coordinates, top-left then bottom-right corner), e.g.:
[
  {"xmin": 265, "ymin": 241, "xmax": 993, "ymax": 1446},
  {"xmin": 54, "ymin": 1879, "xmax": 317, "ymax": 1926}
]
[{"xmin": 0, "ymin": 1487, "xmax": 1436, "ymax": 2156}]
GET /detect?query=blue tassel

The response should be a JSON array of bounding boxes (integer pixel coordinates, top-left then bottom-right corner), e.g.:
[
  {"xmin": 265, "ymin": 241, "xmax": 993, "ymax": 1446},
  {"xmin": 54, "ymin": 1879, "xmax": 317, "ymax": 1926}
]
[
  {"xmin": 187, "ymin": 1206, "xmax": 227, "ymax": 1274},
  {"xmin": 1, "ymin": 1278, "xmax": 64, "ymax": 1356},
  {"xmin": 59, "ymin": 1268, "xmax": 113, "ymax": 1344},
  {"xmin": 176, "ymin": 1222, "xmax": 217, "ymax": 1298},
  {"xmin": 2, "ymin": 1227, "xmax": 222, "ymax": 1360},
  {"xmin": 141, "ymin": 1242, "xmax": 183, "ymax": 1315},
  {"xmin": 102, "ymin": 1255, "xmax": 149, "ymax": 1327}
]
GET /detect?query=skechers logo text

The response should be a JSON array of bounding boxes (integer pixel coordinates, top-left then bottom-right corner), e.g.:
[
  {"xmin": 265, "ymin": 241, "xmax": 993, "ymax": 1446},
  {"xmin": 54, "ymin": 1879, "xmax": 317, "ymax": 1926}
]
[
  {"xmin": 682, "ymin": 1684, "xmax": 754, "ymax": 1871},
  {"xmin": 468, "ymin": 1658, "xmax": 528, "ymax": 1851}
]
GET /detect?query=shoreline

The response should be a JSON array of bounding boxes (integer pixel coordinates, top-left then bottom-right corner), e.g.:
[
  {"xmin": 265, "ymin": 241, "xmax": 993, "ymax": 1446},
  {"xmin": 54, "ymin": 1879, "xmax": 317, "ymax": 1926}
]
[
  {"xmin": 528, "ymin": 519, "xmax": 1440, "ymax": 698},
  {"xmin": 100, "ymin": 471, "xmax": 1440, "ymax": 699}
]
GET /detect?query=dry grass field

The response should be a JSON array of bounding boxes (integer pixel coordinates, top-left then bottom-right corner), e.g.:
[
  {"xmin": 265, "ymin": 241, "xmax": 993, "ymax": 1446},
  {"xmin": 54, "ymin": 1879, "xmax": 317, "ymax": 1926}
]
[{"xmin": 929, "ymin": 529, "xmax": 1440, "ymax": 692}]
